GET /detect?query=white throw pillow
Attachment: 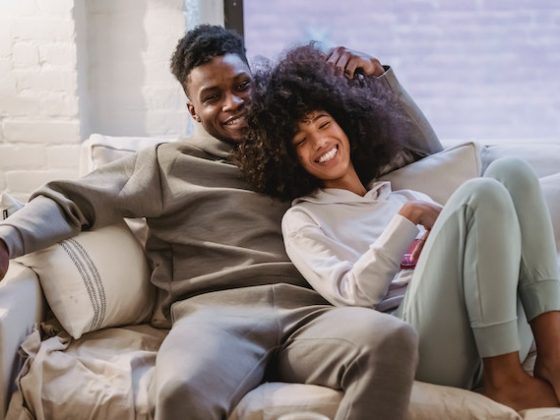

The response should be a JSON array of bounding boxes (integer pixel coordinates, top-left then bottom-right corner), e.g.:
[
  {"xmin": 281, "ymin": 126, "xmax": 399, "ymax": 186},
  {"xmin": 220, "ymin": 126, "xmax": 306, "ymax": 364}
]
[
  {"xmin": 16, "ymin": 223, "xmax": 154, "ymax": 339},
  {"xmin": 379, "ymin": 142, "xmax": 481, "ymax": 204}
]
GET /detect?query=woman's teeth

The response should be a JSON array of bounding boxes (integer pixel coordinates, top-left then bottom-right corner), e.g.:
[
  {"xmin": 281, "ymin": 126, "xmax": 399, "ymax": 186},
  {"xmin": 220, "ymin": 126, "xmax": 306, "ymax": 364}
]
[{"xmin": 318, "ymin": 147, "xmax": 337, "ymax": 163}]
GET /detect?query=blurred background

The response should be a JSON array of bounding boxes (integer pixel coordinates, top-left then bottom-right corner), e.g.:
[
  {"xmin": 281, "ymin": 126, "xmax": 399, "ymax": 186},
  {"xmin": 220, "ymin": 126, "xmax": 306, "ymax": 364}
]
[{"xmin": 244, "ymin": 0, "xmax": 560, "ymax": 142}]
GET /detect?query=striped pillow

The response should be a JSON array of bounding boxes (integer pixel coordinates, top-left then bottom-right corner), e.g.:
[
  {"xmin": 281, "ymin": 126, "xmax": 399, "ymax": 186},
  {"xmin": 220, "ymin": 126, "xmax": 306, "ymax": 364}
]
[{"xmin": 17, "ymin": 223, "xmax": 154, "ymax": 339}]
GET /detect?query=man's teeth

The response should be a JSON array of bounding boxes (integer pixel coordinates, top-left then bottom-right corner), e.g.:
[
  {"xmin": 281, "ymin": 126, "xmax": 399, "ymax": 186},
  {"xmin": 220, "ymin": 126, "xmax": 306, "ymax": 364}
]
[
  {"xmin": 318, "ymin": 147, "xmax": 337, "ymax": 163},
  {"xmin": 226, "ymin": 116, "xmax": 243, "ymax": 125}
]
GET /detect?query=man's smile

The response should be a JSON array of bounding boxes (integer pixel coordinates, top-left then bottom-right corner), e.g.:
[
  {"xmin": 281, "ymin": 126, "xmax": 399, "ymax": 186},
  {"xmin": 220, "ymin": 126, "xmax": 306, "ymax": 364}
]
[{"xmin": 224, "ymin": 113, "xmax": 247, "ymax": 127}]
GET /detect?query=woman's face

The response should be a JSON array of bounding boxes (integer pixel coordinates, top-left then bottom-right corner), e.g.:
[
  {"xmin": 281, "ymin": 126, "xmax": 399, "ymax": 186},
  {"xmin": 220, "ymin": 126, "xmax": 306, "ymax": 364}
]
[{"xmin": 292, "ymin": 111, "xmax": 354, "ymax": 188}]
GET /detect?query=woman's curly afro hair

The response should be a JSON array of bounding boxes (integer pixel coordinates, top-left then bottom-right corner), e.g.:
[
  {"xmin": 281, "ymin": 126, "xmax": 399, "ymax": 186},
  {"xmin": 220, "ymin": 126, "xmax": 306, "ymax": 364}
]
[{"xmin": 236, "ymin": 43, "xmax": 403, "ymax": 202}]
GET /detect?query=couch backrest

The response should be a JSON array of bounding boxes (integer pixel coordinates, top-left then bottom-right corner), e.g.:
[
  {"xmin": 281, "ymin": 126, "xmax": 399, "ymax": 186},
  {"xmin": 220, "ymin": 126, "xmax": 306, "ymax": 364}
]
[
  {"xmin": 79, "ymin": 134, "xmax": 180, "ymax": 176},
  {"xmin": 480, "ymin": 142, "xmax": 560, "ymax": 178},
  {"xmin": 82, "ymin": 134, "xmax": 560, "ymax": 258}
]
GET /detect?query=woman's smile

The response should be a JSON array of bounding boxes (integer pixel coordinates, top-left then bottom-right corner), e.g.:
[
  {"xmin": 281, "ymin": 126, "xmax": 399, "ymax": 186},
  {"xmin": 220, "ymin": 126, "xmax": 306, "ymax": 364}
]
[{"xmin": 316, "ymin": 145, "xmax": 339, "ymax": 163}]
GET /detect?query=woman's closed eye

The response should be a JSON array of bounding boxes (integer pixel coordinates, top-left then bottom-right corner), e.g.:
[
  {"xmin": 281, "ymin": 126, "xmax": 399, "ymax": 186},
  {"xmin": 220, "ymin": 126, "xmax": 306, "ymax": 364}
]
[
  {"xmin": 236, "ymin": 80, "xmax": 251, "ymax": 91},
  {"xmin": 293, "ymin": 137, "xmax": 306, "ymax": 148},
  {"xmin": 317, "ymin": 116, "xmax": 331, "ymax": 129}
]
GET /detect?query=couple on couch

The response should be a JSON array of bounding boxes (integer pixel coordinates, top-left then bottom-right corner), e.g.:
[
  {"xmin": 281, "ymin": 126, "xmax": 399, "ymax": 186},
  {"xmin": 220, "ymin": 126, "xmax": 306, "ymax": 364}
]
[{"xmin": 1, "ymin": 24, "xmax": 560, "ymax": 420}]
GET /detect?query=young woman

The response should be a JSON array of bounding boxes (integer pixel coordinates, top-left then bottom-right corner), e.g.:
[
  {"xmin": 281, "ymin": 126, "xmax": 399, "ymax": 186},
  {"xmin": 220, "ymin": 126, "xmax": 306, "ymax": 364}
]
[{"xmin": 237, "ymin": 44, "xmax": 560, "ymax": 411}]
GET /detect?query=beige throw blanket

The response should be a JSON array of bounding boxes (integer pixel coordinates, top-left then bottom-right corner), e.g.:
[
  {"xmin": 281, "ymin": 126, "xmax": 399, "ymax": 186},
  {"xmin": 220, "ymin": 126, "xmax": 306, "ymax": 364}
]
[{"xmin": 6, "ymin": 324, "xmax": 167, "ymax": 420}]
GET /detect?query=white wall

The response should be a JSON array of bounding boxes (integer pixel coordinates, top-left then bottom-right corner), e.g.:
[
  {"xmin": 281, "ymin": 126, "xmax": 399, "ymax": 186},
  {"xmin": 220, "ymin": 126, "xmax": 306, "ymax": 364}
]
[
  {"xmin": 0, "ymin": 0, "xmax": 224, "ymax": 200},
  {"xmin": 0, "ymin": 0, "xmax": 81, "ymax": 200},
  {"xmin": 86, "ymin": 0, "xmax": 188, "ymax": 137}
]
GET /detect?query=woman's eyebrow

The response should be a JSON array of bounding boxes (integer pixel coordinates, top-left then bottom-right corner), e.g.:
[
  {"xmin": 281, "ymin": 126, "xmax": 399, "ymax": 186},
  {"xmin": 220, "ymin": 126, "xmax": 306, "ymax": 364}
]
[{"xmin": 301, "ymin": 112, "xmax": 328, "ymax": 125}]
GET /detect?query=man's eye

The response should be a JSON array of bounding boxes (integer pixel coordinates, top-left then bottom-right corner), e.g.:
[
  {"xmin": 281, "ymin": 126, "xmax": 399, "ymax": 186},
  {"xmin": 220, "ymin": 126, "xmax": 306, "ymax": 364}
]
[
  {"xmin": 203, "ymin": 94, "xmax": 219, "ymax": 103},
  {"xmin": 319, "ymin": 120, "xmax": 331, "ymax": 129}
]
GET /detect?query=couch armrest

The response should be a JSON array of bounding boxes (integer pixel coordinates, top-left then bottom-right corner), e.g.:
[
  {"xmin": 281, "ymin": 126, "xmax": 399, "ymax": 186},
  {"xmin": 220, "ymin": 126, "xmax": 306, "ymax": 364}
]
[{"xmin": 0, "ymin": 262, "xmax": 45, "ymax": 419}]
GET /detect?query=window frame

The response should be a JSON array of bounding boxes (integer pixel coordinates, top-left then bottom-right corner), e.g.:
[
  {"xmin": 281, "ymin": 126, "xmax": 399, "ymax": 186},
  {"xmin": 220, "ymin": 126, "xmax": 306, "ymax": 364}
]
[{"xmin": 224, "ymin": 0, "xmax": 244, "ymax": 38}]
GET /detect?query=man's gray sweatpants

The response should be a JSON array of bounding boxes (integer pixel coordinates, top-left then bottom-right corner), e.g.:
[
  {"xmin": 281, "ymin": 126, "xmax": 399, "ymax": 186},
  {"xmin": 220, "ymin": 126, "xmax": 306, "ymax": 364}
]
[{"xmin": 152, "ymin": 284, "xmax": 418, "ymax": 420}]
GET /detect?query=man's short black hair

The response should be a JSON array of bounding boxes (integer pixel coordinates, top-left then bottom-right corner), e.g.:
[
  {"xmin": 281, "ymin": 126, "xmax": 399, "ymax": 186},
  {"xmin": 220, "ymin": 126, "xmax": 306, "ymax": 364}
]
[{"xmin": 170, "ymin": 24, "xmax": 248, "ymax": 95}]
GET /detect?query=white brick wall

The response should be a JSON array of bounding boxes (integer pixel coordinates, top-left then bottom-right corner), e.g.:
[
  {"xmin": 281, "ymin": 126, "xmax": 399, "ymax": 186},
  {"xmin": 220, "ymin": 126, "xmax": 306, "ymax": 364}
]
[
  {"xmin": 0, "ymin": 0, "xmax": 82, "ymax": 199},
  {"xmin": 0, "ymin": 0, "xmax": 223, "ymax": 199}
]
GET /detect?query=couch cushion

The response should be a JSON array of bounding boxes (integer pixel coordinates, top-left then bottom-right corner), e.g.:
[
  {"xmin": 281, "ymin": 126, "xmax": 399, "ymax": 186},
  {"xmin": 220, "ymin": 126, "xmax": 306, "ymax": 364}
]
[
  {"xmin": 379, "ymin": 142, "xmax": 481, "ymax": 204},
  {"xmin": 16, "ymin": 223, "xmax": 154, "ymax": 339},
  {"xmin": 228, "ymin": 382, "xmax": 340, "ymax": 420},
  {"xmin": 229, "ymin": 380, "xmax": 526, "ymax": 420}
]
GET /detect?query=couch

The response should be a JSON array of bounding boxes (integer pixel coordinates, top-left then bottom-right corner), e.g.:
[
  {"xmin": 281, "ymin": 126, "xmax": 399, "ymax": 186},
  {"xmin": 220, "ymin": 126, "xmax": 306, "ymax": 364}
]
[{"xmin": 1, "ymin": 134, "xmax": 559, "ymax": 420}]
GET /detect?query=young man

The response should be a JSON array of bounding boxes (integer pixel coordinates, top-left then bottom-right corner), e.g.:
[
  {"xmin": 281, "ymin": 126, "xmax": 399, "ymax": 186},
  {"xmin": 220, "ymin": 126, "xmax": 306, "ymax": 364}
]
[{"xmin": 0, "ymin": 25, "xmax": 442, "ymax": 419}]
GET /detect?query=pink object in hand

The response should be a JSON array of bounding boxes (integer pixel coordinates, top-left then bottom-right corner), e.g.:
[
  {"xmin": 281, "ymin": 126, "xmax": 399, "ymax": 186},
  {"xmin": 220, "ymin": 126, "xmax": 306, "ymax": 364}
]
[{"xmin": 400, "ymin": 232, "xmax": 429, "ymax": 269}]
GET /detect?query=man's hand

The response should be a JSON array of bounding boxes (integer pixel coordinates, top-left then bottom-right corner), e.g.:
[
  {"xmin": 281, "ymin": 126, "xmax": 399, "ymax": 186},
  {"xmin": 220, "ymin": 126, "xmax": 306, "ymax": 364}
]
[
  {"xmin": 0, "ymin": 239, "xmax": 9, "ymax": 281},
  {"xmin": 399, "ymin": 200, "xmax": 443, "ymax": 230},
  {"xmin": 326, "ymin": 46, "xmax": 385, "ymax": 79}
]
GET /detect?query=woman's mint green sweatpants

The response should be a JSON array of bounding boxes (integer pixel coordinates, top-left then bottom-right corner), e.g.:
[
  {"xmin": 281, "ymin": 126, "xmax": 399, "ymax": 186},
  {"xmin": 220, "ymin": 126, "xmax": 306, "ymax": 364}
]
[{"xmin": 396, "ymin": 157, "xmax": 560, "ymax": 389}]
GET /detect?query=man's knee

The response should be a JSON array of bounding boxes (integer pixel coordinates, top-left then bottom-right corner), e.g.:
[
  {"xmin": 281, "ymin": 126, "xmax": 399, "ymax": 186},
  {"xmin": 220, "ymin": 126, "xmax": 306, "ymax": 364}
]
[
  {"xmin": 156, "ymin": 377, "xmax": 220, "ymax": 420},
  {"xmin": 369, "ymin": 318, "xmax": 418, "ymax": 367},
  {"xmin": 345, "ymin": 309, "xmax": 418, "ymax": 369}
]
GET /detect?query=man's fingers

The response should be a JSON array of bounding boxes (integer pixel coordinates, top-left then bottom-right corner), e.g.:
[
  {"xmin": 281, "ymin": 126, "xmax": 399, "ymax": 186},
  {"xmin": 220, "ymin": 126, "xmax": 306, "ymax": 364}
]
[
  {"xmin": 326, "ymin": 47, "xmax": 341, "ymax": 67},
  {"xmin": 327, "ymin": 47, "xmax": 354, "ymax": 76},
  {"xmin": 326, "ymin": 47, "xmax": 384, "ymax": 78},
  {"xmin": 345, "ymin": 58, "xmax": 366, "ymax": 79},
  {"xmin": 334, "ymin": 52, "xmax": 352, "ymax": 77}
]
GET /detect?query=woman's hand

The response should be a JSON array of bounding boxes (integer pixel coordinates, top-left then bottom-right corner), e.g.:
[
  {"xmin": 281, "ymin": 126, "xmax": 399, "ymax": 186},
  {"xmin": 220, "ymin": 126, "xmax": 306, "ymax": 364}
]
[
  {"xmin": 0, "ymin": 240, "xmax": 9, "ymax": 281},
  {"xmin": 326, "ymin": 46, "xmax": 385, "ymax": 79},
  {"xmin": 399, "ymin": 200, "xmax": 443, "ymax": 230}
]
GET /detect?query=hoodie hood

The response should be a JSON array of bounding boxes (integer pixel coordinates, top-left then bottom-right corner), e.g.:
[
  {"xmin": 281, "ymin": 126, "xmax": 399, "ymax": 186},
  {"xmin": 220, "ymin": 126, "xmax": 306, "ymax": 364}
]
[{"xmin": 187, "ymin": 124, "xmax": 234, "ymax": 160}]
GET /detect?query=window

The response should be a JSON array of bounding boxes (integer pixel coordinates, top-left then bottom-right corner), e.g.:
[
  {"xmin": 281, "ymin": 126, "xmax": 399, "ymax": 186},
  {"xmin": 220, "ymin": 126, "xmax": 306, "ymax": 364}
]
[
  {"xmin": 237, "ymin": 1, "xmax": 560, "ymax": 143},
  {"xmin": 224, "ymin": 0, "xmax": 244, "ymax": 38}
]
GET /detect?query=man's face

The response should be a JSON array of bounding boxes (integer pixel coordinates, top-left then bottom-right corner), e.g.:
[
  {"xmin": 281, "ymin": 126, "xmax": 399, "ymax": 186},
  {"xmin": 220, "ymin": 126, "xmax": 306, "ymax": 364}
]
[{"xmin": 186, "ymin": 53, "xmax": 252, "ymax": 144}]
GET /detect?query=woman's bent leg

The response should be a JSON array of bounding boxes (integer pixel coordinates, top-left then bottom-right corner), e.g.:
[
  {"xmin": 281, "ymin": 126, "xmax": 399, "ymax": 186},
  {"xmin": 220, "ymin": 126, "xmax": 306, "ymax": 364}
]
[
  {"xmin": 399, "ymin": 178, "xmax": 520, "ymax": 386},
  {"xmin": 484, "ymin": 157, "xmax": 560, "ymax": 320},
  {"xmin": 485, "ymin": 157, "xmax": 560, "ymax": 398},
  {"xmin": 397, "ymin": 176, "xmax": 558, "ymax": 409}
]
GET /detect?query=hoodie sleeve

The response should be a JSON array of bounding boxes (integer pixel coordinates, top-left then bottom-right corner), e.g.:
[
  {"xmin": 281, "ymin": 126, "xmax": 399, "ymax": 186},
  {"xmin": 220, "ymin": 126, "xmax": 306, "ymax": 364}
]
[
  {"xmin": 0, "ymin": 146, "xmax": 165, "ymax": 259},
  {"xmin": 282, "ymin": 207, "xmax": 419, "ymax": 308}
]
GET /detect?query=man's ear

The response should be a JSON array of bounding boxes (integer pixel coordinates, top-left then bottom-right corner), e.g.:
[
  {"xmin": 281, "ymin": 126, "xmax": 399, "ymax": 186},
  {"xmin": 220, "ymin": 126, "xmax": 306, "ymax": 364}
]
[{"xmin": 187, "ymin": 102, "xmax": 201, "ymax": 123}]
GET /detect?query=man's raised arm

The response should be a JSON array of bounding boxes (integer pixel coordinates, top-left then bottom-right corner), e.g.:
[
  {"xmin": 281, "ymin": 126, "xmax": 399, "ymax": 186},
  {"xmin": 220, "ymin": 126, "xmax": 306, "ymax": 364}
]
[
  {"xmin": 325, "ymin": 46, "xmax": 443, "ymax": 163},
  {"xmin": 0, "ymin": 146, "xmax": 165, "ymax": 281}
]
